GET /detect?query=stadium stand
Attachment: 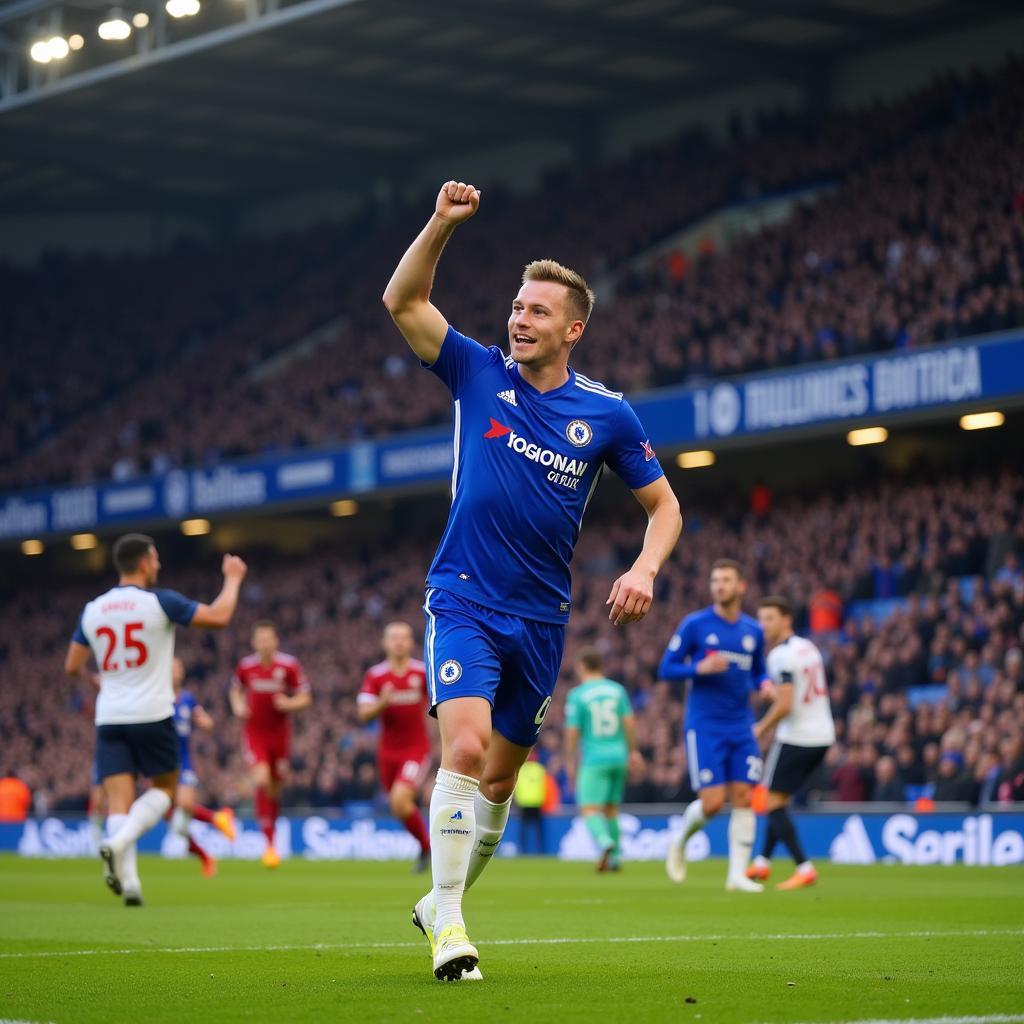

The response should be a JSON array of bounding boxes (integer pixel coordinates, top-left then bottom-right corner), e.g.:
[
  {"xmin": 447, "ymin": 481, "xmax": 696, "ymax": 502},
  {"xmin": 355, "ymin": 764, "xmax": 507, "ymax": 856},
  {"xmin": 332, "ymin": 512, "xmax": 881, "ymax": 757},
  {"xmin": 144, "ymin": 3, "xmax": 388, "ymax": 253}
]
[
  {"xmin": 3, "ymin": 465, "xmax": 1021, "ymax": 814},
  {"xmin": 2, "ymin": 57, "xmax": 1022, "ymax": 489}
]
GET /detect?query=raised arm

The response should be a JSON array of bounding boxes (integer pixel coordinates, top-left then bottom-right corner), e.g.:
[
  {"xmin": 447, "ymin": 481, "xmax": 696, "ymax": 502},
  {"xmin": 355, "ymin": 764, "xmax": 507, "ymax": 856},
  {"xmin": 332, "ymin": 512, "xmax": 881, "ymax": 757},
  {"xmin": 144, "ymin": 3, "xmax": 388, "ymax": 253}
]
[
  {"xmin": 382, "ymin": 181, "xmax": 480, "ymax": 365},
  {"xmin": 606, "ymin": 476, "xmax": 682, "ymax": 625},
  {"xmin": 190, "ymin": 554, "xmax": 248, "ymax": 630}
]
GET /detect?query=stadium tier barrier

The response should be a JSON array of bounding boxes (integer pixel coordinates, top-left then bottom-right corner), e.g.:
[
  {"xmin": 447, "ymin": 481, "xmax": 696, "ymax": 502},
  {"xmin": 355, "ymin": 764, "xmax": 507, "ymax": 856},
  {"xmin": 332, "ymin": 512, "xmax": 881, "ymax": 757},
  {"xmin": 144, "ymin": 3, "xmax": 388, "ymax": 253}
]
[
  {"xmin": 6, "ymin": 809, "xmax": 1023, "ymax": 867},
  {"xmin": 2, "ymin": 329, "xmax": 1023, "ymax": 540}
]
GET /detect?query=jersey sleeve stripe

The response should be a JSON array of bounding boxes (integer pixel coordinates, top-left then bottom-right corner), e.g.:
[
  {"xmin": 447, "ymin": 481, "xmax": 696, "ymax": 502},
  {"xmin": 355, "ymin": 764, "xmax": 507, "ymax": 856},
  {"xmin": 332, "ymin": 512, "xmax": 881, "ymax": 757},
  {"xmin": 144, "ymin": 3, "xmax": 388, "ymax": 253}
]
[
  {"xmin": 574, "ymin": 378, "xmax": 623, "ymax": 401},
  {"xmin": 451, "ymin": 398, "xmax": 462, "ymax": 499}
]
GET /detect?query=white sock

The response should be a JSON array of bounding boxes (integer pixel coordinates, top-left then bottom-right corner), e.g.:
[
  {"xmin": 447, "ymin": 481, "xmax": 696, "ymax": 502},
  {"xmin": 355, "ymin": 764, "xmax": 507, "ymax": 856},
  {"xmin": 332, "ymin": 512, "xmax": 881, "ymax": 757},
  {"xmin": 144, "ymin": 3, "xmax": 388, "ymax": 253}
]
[
  {"xmin": 122, "ymin": 842, "xmax": 140, "ymax": 892},
  {"xmin": 681, "ymin": 799, "xmax": 707, "ymax": 843},
  {"xmin": 429, "ymin": 769, "xmax": 479, "ymax": 934},
  {"xmin": 171, "ymin": 806, "xmax": 192, "ymax": 839},
  {"xmin": 111, "ymin": 789, "xmax": 172, "ymax": 851},
  {"xmin": 465, "ymin": 791, "xmax": 512, "ymax": 891},
  {"xmin": 728, "ymin": 807, "xmax": 756, "ymax": 879},
  {"xmin": 106, "ymin": 813, "xmax": 128, "ymax": 843},
  {"xmin": 797, "ymin": 860, "xmax": 814, "ymax": 873}
]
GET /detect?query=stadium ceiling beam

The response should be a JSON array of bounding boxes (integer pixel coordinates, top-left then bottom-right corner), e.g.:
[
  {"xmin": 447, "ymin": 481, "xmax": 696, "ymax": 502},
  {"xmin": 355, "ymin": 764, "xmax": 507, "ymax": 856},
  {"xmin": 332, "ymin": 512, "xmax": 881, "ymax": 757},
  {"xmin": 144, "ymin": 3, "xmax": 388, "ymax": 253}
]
[
  {"xmin": 0, "ymin": 0, "xmax": 371, "ymax": 115},
  {"xmin": 377, "ymin": 0, "xmax": 808, "ymax": 85},
  {"xmin": 155, "ymin": 67, "xmax": 547, "ymax": 145},
  {"xmin": 281, "ymin": 23, "xmax": 631, "ymax": 108}
]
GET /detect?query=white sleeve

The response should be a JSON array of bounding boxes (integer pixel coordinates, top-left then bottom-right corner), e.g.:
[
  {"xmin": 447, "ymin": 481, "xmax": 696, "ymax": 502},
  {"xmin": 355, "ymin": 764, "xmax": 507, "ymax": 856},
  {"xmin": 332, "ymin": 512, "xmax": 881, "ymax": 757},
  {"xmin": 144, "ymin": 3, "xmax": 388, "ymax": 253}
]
[{"xmin": 768, "ymin": 646, "xmax": 795, "ymax": 685}]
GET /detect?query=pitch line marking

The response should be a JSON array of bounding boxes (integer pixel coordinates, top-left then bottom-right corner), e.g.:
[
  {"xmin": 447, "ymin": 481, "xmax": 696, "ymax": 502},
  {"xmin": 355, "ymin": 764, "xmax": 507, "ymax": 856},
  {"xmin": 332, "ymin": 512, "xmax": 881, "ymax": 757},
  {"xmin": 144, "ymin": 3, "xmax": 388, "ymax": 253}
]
[
  {"xmin": 1, "ymin": 927, "xmax": 1021, "ymax": 961},
  {"xmin": 758, "ymin": 1017, "xmax": 1024, "ymax": 1024}
]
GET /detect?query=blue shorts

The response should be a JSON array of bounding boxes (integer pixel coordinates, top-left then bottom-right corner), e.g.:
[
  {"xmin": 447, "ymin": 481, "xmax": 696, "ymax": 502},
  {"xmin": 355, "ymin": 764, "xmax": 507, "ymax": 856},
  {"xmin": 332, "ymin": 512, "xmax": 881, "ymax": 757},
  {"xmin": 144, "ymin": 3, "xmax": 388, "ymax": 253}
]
[
  {"xmin": 685, "ymin": 722, "xmax": 763, "ymax": 790},
  {"xmin": 96, "ymin": 718, "xmax": 179, "ymax": 780},
  {"xmin": 423, "ymin": 588, "xmax": 565, "ymax": 748}
]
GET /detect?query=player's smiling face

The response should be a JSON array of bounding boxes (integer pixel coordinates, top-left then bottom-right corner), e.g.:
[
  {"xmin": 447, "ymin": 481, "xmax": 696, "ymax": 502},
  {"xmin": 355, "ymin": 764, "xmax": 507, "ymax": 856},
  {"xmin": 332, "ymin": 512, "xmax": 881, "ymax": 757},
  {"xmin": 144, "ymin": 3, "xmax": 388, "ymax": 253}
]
[{"xmin": 508, "ymin": 280, "xmax": 584, "ymax": 370}]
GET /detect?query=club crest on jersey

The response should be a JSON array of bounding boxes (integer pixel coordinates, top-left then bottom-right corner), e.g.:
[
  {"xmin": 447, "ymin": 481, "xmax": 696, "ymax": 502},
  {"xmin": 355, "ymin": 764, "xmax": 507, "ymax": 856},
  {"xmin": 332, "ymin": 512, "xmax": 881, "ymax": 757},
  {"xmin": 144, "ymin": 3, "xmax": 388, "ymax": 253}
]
[
  {"xmin": 566, "ymin": 419, "xmax": 593, "ymax": 448},
  {"xmin": 438, "ymin": 659, "xmax": 462, "ymax": 685},
  {"xmin": 742, "ymin": 634, "xmax": 757, "ymax": 652},
  {"xmin": 273, "ymin": 667, "xmax": 286, "ymax": 680}
]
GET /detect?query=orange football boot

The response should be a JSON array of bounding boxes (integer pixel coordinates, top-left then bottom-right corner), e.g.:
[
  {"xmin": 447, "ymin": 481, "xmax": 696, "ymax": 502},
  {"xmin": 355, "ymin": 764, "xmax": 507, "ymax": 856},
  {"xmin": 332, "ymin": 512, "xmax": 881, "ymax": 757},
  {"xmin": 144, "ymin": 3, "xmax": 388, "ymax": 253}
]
[{"xmin": 776, "ymin": 865, "xmax": 818, "ymax": 890}]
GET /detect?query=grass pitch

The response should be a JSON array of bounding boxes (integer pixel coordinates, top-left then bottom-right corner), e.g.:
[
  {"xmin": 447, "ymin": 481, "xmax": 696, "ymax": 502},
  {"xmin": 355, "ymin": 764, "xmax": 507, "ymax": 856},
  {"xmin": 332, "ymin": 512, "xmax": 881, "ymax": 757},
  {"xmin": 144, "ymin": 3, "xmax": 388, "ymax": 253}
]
[{"xmin": 1, "ymin": 855, "xmax": 1021, "ymax": 1024}]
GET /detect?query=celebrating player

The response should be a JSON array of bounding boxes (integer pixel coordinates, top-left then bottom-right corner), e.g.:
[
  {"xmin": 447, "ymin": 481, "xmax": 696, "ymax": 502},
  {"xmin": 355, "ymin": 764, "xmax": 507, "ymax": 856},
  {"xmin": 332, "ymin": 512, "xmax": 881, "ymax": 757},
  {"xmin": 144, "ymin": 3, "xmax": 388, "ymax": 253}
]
[
  {"xmin": 658, "ymin": 558, "xmax": 772, "ymax": 893},
  {"xmin": 747, "ymin": 596, "xmax": 835, "ymax": 890},
  {"xmin": 564, "ymin": 649, "xmax": 642, "ymax": 873},
  {"xmin": 64, "ymin": 533, "xmax": 247, "ymax": 905},
  {"xmin": 229, "ymin": 621, "xmax": 312, "ymax": 868},
  {"xmin": 169, "ymin": 656, "xmax": 237, "ymax": 876},
  {"xmin": 358, "ymin": 621, "xmax": 433, "ymax": 872},
  {"xmin": 383, "ymin": 180, "xmax": 681, "ymax": 980}
]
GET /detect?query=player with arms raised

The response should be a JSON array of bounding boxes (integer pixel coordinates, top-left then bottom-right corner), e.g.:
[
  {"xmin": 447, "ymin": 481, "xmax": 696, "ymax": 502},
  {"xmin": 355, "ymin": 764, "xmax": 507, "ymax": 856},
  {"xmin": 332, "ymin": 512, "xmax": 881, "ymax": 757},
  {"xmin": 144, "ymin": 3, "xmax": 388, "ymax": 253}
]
[
  {"xmin": 383, "ymin": 181, "xmax": 681, "ymax": 980},
  {"xmin": 64, "ymin": 533, "xmax": 246, "ymax": 905},
  {"xmin": 229, "ymin": 621, "xmax": 312, "ymax": 868},
  {"xmin": 747, "ymin": 596, "xmax": 835, "ymax": 889},
  {"xmin": 358, "ymin": 621, "xmax": 433, "ymax": 872},
  {"xmin": 658, "ymin": 558, "xmax": 772, "ymax": 892}
]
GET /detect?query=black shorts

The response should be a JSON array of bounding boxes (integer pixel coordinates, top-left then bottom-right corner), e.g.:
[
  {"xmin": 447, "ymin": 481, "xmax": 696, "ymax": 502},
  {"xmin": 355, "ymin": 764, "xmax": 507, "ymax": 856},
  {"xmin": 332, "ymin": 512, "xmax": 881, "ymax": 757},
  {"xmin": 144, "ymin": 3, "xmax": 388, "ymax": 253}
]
[
  {"xmin": 763, "ymin": 741, "xmax": 829, "ymax": 795},
  {"xmin": 96, "ymin": 718, "xmax": 179, "ymax": 781}
]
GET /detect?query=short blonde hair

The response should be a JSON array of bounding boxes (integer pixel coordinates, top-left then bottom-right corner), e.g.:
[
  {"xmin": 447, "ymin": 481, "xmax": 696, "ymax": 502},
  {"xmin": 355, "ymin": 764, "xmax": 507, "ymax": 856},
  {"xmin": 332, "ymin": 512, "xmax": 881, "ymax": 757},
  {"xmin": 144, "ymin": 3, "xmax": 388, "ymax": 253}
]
[{"xmin": 522, "ymin": 259, "xmax": 595, "ymax": 324}]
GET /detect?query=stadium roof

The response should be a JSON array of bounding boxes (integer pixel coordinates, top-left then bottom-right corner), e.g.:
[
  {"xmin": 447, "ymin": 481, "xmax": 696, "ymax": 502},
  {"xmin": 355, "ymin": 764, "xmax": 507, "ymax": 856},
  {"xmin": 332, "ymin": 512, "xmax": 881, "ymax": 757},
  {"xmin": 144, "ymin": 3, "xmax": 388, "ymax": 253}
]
[{"xmin": 0, "ymin": 0, "xmax": 1014, "ymax": 220}]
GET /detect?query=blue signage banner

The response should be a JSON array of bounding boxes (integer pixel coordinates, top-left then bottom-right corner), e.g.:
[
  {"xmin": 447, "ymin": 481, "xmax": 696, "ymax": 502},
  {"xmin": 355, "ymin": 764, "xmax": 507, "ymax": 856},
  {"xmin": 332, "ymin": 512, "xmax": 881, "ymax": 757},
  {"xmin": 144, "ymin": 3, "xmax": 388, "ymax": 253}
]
[
  {"xmin": 2, "ymin": 331, "xmax": 1023, "ymax": 540},
  {"xmin": 4, "ymin": 810, "xmax": 1022, "ymax": 866}
]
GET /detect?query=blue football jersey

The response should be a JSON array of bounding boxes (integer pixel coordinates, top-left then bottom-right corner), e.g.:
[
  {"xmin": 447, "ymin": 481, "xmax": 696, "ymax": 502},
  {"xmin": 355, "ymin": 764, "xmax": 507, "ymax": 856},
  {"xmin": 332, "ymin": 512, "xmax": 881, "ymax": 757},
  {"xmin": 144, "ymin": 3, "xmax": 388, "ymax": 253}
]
[
  {"xmin": 658, "ymin": 606, "xmax": 769, "ymax": 726},
  {"xmin": 173, "ymin": 690, "xmax": 197, "ymax": 764},
  {"xmin": 424, "ymin": 326, "xmax": 664, "ymax": 624}
]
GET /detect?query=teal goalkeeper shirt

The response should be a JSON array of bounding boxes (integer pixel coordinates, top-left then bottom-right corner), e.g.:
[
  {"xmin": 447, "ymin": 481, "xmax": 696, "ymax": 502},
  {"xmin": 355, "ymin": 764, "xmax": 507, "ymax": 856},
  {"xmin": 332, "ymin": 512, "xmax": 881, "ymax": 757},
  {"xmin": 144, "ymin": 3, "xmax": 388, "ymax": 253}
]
[{"xmin": 565, "ymin": 677, "xmax": 632, "ymax": 767}]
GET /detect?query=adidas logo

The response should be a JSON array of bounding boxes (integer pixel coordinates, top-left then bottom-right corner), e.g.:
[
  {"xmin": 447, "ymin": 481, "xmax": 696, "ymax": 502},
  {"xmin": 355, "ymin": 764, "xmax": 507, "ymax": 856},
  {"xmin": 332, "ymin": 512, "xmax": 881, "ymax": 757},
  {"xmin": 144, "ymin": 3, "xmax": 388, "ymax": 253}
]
[
  {"xmin": 449, "ymin": 810, "xmax": 463, "ymax": 821},
  {"xmin": 705, "ymin": 634, "xmax": 719, "ymax": 645},
  {"xmin": 830, "ymin": 814, "xmax": 876, "ymax": 864},
  {"xmin": 497, "ymin": 389, "xmax": 517, "ymax": 406}
]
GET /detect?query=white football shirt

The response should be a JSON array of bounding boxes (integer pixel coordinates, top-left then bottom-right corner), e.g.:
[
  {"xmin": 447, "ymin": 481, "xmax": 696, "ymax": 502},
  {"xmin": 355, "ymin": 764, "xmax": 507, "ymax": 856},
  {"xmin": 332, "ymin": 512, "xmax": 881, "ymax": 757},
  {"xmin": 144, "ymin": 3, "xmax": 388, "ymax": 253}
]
[
  {"xmin": 74, "ymin": 585, "xmax": 197, "ymax": 725},
  {"xmin": 767, "ymin": 634, "xmax": 836, "ymax": 747}
]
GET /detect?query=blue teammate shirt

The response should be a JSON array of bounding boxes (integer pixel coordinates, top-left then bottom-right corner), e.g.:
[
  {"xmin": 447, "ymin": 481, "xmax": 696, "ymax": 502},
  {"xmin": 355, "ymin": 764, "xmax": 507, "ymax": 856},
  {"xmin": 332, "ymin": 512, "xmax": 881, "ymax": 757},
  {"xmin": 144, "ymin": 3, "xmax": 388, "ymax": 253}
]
[
  {"xmin": 658, "ymin": 607, "xmax": 769, "ymax": 727},
  {"xmin": 173, "ymin": 690, "xmax": 197, "ymax": 768},
  {"xmin": 424, "ymin": 326, "xmax": 664, "ymax": 624}
]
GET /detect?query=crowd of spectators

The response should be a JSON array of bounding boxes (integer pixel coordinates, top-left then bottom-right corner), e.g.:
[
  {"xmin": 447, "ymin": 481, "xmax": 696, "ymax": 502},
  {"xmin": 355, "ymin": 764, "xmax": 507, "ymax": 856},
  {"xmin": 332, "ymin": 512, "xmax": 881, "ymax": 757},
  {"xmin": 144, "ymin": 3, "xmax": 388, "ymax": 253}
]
[
  {"xmin": 3, "ymin": 59, "xmax": 1022, "ymax": 490},
  {"xmin": 3, "ymin": 465, "xmax": 1022, "ymax": 815}
]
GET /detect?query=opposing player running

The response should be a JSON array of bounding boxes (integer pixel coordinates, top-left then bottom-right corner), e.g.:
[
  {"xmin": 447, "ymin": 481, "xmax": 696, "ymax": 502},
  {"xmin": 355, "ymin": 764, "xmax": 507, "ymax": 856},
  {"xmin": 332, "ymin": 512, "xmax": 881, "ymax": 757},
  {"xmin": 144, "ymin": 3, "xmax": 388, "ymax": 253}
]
[
  {"xmin": 229, "ymin": 621, "xmax": 312, "ymax": 868},
  {"xmin": 747, "ymin": 596, "xmax": 835, "ymax": 890},
  {"xmin": 564, "ymin": 649, "xmax": 642, "ymax": 872},
  {"xmin": 64, "ymin": 533, "xmax": 246, "ymax": 905},
  {"xmin": 658, "ymin": 559, "xmax": 772, "ymax": 892},
  {"xmin": 358, "ymin": 621, "xmax": 433, "ymax": 872},
  {"xmin": 383, "ymin": 180, "xmax": 681, "ymax": 980},
  {"xmin": 169, "ymin": 656, "xmax": 236, "ymax": 876}
]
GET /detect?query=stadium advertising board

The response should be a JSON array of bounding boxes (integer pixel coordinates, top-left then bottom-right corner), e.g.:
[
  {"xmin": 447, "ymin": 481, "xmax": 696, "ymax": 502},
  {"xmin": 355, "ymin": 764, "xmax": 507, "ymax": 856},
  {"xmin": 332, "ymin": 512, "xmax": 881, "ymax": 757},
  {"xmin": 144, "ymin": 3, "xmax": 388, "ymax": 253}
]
[
  {"xmin": 6, "ymin": 811, "xmax": 1023, "ymax": 866},
  {"xmin": 2, "ymin": 331, "xmax": 1023, "ymax": 540}
]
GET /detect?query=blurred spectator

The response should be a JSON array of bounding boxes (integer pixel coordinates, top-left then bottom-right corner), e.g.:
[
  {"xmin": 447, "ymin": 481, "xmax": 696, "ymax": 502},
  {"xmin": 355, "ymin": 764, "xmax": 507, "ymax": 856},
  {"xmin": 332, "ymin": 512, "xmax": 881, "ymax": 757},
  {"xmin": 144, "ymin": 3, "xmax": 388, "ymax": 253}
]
[{"xmin": 0, "ymin": 773, "xmax": 32, "ymax": 822}]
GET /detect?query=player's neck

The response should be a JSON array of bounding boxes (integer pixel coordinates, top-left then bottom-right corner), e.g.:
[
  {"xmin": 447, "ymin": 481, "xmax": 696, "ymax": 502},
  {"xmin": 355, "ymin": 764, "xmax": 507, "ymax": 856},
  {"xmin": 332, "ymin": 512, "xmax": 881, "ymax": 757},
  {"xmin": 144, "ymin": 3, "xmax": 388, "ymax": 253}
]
[
  {"xmin": 388, "ymin": 656, "xmax": 409, "ymax": 674},
  {"xmin": 118, "ymin": 572, "xmax": 149, "ymax": 589},
  {"xmin": 517, "ymin": 360, "xmax": 570, "ymax": 394},
  {"xmin": 259, "ymin": 652, "xmax": 276, "ymax": 666},
  {"xmin": 713, "ymin": 601, "xmax": 741, "ymax": 623}
]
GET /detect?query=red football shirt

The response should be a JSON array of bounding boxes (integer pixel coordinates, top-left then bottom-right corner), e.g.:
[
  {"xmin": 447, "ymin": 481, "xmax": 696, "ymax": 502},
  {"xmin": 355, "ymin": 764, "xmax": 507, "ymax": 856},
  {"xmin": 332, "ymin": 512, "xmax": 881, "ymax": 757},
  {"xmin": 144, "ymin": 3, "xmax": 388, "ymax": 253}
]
[
  {"xmin": 358, "ymin": 659, "xmax": 430, "ymax": 756},
  {"xmin": 233, "ymin": 652, "xmax": 310, "ymax": 733}
]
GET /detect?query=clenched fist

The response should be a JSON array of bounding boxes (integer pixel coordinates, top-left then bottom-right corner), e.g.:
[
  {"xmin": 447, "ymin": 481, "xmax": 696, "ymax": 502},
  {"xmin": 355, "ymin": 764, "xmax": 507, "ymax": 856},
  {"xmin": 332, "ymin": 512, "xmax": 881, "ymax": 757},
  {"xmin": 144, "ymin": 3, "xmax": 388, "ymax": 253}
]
[
  {"xmin": 435, "ymin": 180, "xmax": 480, "ymax": 224},
  {"xmin": 221, "ymin": 554, "xmax": 248, "ymax": 581}
]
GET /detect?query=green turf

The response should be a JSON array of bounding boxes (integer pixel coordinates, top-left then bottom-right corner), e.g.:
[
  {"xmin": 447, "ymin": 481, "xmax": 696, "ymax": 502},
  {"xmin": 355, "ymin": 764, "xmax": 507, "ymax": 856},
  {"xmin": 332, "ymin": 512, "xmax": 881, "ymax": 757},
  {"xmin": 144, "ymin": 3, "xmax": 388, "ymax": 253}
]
[{"xmin": 0, "ymin": 855, "xmax": 1021, "ymax": 1023}]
